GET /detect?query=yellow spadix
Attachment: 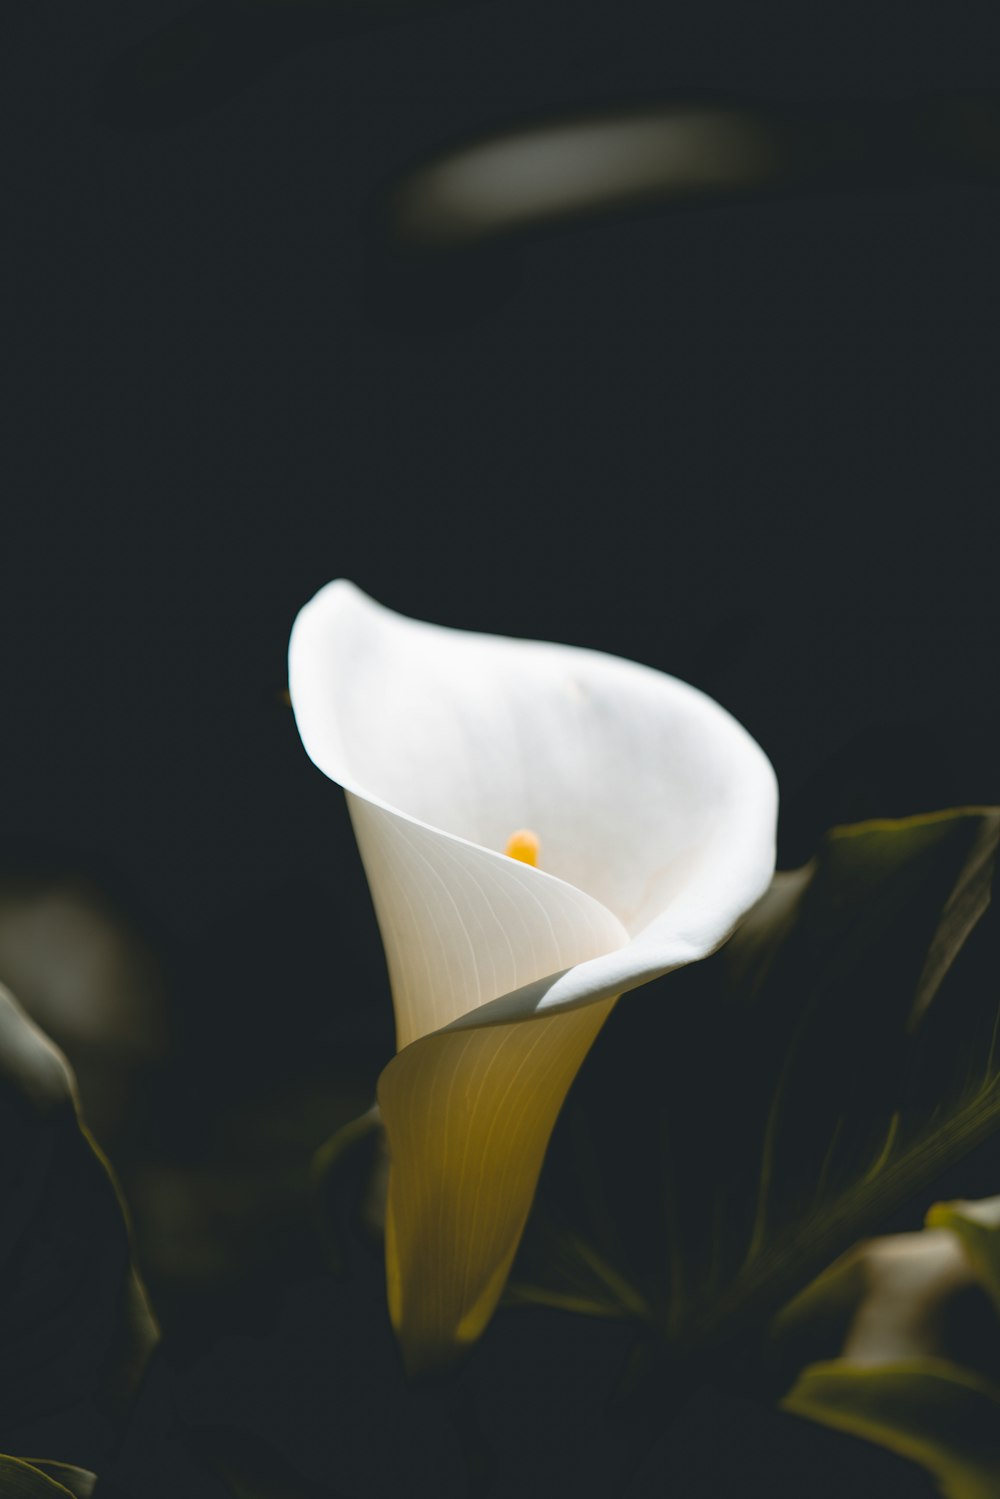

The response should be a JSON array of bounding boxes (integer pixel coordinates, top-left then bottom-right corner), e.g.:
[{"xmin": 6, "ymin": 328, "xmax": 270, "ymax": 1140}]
[{"xmin": 504, "ymin": 828, "xmax": 541, "ymax": 867}]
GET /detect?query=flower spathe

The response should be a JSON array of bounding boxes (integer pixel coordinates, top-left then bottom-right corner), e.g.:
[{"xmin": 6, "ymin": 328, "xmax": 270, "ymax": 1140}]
[{"xmin": 289, "ymin": 581, "xmax": 778, "ymax": 1370}]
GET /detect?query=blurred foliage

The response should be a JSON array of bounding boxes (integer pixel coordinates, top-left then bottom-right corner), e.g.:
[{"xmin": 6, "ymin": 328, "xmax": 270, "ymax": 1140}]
[
  {"xmin": 505, "ymin": 809, "xmax": 1000, "ymax": 1359},
  {"xmin": 0, "ymin": 984, "xmax": 156, "ymax": 1481},
  {"xmin": 0, "ymin": 1456, "xmax": 95, "ymax": 1497},
  {"xmin": 787, "ymin": 1366, "xmax": 1000, "ymax": 1499},
  {"xmin": 10, "ymin": 808, "xmax": 1000, "ymax": 1495},
  {"xmin": 0, "ymin": 876, "xmax": 167, "ymax": 1158},
  {"xmin": 925, "ymin": 1197, "xmax": 1000, "ymax": 1312},
  {"xmin": 309, "ymin": 808, "xmax": 1000, "ymax": 1494},
  {"xmin": 381, "ymin": 94, "xmax": 1000, "ymax": 256},
  {"xmin": 778, "ymin": 1192, "xmax": 1000, "ymax": 1497}
]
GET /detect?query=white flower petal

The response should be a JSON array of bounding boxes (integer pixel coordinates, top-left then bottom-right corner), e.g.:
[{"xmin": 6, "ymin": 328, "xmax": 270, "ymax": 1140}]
[
  {"xmin": 291, "ymin": 579, "xmax": 776, "ymax": 963},
  {"xmin": 346, "ymin": 791, "xmax": 627, "ymax": 1046},
  {"xmin": 289, "ymin": 580, "xmax": 778, "ymax": 1368}
]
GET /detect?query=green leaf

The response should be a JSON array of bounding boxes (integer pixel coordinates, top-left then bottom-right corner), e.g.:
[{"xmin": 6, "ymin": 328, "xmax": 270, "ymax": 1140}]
[
  {"xmin": 0, "ymin": 983, "xmax": 157, "ymax": 1454},
  {"xmin": 13, "ymin": 1462, "xmax": 96, "ymax": 1499},
  {"xmin": 310, "ymin": 1104, "xmax": 385, "ymax": 1276},
  {"xmin": 510, "ymin": 808, "xmax": 1000, "ymax": 1356},
  {"xmin": 783, "ymin": 1359, "xmax": 1000, "ymax": 1499},
  {"xmin": 773, "ymin": 1185, "xmax": 1000, "ymax": 1496},
  {"xmin": 0, "ymin": 1455, "xmax": 92, "ymax": 1497}
]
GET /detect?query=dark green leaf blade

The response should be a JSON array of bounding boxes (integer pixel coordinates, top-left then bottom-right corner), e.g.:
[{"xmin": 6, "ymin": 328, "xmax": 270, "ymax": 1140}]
[
  {"xmin": 511, "ymin": 809, "xmax": 1000, "ymax": 1354},
  {"xmin": 14, "ymin": 1462, "xmax": 96, "ymax": 1499},
  {"xmin": 775, "ymin": 1184, "xmax": 1000, "ymax": 1496},
  {"xmin": 0, "ymin": 983, "xmax": 157, "ymax": 1464},
  {"xmin": 783, "ymin": 1360, "xmax": 1000, "ymax": 1499},
  {"xmin": 0, "ymin": 1455, "xmax": 87, "ymax": 1497}
]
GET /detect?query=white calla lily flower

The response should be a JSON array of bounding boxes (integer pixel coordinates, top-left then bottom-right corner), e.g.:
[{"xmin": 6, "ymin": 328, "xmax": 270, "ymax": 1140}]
[{"xmin": 289, "ymin": 581, "xmax": 778, "ymax": 1370}]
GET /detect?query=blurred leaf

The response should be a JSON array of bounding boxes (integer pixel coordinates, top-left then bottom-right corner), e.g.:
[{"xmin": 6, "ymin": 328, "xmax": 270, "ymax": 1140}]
[
  {"xmin": 926, "ymin": 1197, "xmax": 1000, "ymax": 1313},
  {"xmin": 0, "ymin": 1455, "xmax": 94, "ymax": 1496},
  {"xmin": 311, "ymin": 1104, "xmax": 385, "ymax": 1276},
  {"xmin": 0, "ymin": 872, "xmax": 167, "ymax": 1156},
  {"xmin": 383, "ymin": 94, "xmax": 1000, "ymax": 257},
  {"xmin": 0, "ymin": 983, "xmax": 157, "ymax": 1466},
  {"xmin": 17, "ymin": 1462, "xmax": 96, "ymax": 1499},
  {"xmin": 510, "ymin": 808, "xmax": 1000, "ymax": 1359},
  {"xmin": 772, "ymin": 1221, "xmax": 997, "ymax": 1383},
  {"xmin": 775, "ymin": 1184, "xmax": 1000, "ymax": 1498},
  {"xmin": 784, "ymin": 1359, "xmax": 1000, "ymax": 1499}
]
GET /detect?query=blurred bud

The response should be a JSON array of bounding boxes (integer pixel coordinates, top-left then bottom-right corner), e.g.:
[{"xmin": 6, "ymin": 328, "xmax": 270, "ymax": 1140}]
[
  {"xmin": 388, "ymin": 106, "xmax": 782, "ymax": 253},
  {"xmin": 0, "ymin": 876, "xmax": 167, "ymax": 1149}
]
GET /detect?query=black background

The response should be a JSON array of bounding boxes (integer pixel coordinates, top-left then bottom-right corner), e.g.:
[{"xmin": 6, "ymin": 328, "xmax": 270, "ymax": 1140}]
[{"xmin": 5, "ymin": 1, "xmax": 1000, "ymax": 1494}]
